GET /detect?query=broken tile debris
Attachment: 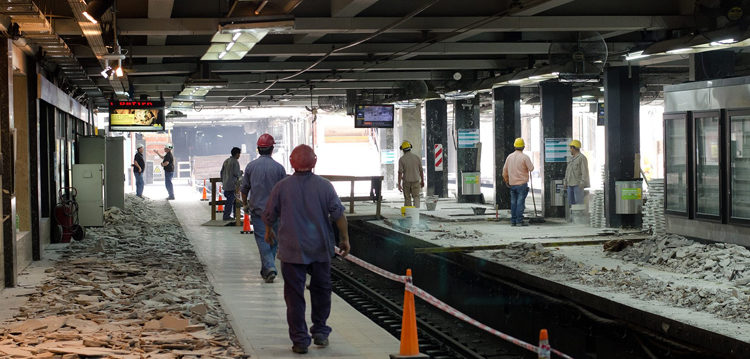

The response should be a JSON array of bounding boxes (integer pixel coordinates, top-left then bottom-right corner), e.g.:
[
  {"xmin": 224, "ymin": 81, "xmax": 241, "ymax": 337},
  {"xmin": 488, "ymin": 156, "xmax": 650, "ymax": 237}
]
[{"xmin": 0, "ymin": 195, "xmax": 247, "ymax": 358}]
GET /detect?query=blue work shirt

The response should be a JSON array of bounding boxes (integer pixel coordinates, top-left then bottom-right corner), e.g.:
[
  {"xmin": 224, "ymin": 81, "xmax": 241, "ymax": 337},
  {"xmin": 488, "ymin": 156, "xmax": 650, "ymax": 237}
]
[
  {"xmin": 240, "ymin": 155, "xmax": 287, "ymax": 213},
  {"xmin": 263, "ymin": 172, "xmax": 345, "ymax": 264}
]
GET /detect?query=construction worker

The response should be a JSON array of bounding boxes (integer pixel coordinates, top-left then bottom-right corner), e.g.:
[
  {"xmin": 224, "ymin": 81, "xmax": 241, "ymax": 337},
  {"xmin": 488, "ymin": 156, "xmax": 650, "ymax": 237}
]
[
  {"xmin": 153, "ymin": 144, "xmax": 175, "ymax": 200},
  {"xmin": 397, "ymin": 140, "xmax": 424, "ymax": 208},
  {"xmin": 220, "ymin": 147, "xmax": 242, "ymax": 221},
  {"xmin": 502, "ymin": 138, "xmax": 534, "ymax": 226},
  {"xmin": 564, "ymin": 139, "xmax": 590, "ymax": 205},
  {"xmin": 241, "ymin": 134, "xmax": 286, "ymax": 283},
  {"xmin": 132, "ymin": 144, "xmax": 145, "ymax": 198},
  {"xmin": 263, "ymin": 144, "xmax": 350, "ymax": 354}
]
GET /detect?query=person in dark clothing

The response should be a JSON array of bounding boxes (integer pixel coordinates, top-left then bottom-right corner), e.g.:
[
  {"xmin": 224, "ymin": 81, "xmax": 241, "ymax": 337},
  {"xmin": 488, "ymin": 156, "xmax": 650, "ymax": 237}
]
[
  {"xmin": 153, "ymin": 144, "xmax": 175, "ymax": 200},
  {"xmin": 220, "ymin": 147, "xmax": 242, "ymax": 221},
  {"xmin": 132, "ymin": 144, "xmax": 145, "ymax": 197}
]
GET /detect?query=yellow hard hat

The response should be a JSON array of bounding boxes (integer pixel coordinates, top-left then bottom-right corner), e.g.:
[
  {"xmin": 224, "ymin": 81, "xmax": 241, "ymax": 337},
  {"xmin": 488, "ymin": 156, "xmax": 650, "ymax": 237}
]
[
  {"xmin": 513, "ymin": 138, "xmax": 525, "ymax": 148},
  {"xmin": 400, "ymin": 141, "xmax": 412, "ymax": 151},
  {"xmin": 569, "ymin": 139, "xmax": 582, "ymax": 149}
]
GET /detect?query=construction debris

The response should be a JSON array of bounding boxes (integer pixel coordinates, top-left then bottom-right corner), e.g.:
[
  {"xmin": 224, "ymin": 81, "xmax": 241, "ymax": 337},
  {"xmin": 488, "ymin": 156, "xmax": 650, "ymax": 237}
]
[
  {"xmin": 491, "ymin": 240, "xmax": 750, "ymax": 323},
  {"xmin": 0, "ymin": 195, "xmax": 247, "ymax": 358}
]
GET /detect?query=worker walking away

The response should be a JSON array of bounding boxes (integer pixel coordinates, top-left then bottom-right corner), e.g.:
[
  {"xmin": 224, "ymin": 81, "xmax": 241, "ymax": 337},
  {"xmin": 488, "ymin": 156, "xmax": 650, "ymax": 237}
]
[
  {"xmin": 502, "ymin": 138, "xmax": 534, "ymax": 226},
  {"xmin": 220, "ymin": 147, "xmax": 242, "ymax": 221},
  {"xmin": 153, "ymin": 144, "xmax": 175, "ymax": 200},
  {"xmin": 397, "ymin": 140, "xmax": 424, "ymax": 208},
  {"xmin": 241, "ymin": 134, "xmax": 286, "ymax": 283},
  {"xmin": 263, "ymin": 144, "xmax": 351, "ymax": 355},
  {"xmin": 132, "ymin": 144, "xmax": 145, "ymax": 198},
  {"xmin": 564, "ymin": 140, "xmax": 590, "ymax": 205}
]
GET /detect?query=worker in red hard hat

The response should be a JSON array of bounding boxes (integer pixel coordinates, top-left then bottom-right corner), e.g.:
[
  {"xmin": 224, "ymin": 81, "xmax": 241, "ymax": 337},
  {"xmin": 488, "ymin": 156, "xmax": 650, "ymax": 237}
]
[
  {"xmin": 240, "ymin": 133, "xmax": 287, "ymax": 283},
  {"xmin": 263, "ymin": 144, "xmax": 350, "ymax": 354}
]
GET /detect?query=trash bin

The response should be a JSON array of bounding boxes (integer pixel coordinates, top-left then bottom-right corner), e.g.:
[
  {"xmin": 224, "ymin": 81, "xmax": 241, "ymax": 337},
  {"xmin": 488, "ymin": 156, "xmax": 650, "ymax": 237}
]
[{"xmin": 615, "ymin": 179, "xmax": 643, "ymax": 214}]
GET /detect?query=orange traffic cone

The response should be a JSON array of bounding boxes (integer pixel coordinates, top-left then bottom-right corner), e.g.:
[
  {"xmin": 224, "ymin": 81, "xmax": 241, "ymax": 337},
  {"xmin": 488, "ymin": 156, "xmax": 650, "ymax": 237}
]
[
  {"xmin": 241, "ymin": 213, "xmax": 253, "ymax": 234},
  {"xmin": 217, "ymin": 192, "xmax": 224, "ymax": 213},
  {"xmin": 390, "ymin": 269, "xmax": 427, "ymax": 359},
  {"xmin": 200, "ymin": 180, "xmax": 208, "ymax": 201},
  {"xmin": 538, "ymin": 329, "xmax": 551, "ymax": 359}
]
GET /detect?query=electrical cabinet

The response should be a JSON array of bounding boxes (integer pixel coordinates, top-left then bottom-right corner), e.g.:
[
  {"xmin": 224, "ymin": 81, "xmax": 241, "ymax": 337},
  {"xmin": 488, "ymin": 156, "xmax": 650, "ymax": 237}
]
[{"xmin": 72, "ymin": 164, "xmax": 104, "ymax": 227}]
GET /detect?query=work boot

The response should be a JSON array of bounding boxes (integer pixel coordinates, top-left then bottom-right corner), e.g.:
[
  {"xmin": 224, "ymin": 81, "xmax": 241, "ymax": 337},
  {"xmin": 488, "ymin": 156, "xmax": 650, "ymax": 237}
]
[
  {"xmin": 264, "ymin": 271, "xmax": 277, "ymax": 283},
  {"xmin": 292, "ymin": 345, "xmax": 308, "ymax": 354}
]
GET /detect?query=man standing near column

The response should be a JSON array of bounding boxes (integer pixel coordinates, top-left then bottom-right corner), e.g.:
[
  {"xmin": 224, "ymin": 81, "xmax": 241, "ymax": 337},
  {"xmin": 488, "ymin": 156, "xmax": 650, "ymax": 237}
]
[
  {"xmin": 263, "ymin": 144, "xmax": 350, "ymax": 354},
  {"xmin": 153, "ymin": 144, "xmax": 175, "ymax": 200},
  {"xmin": 397, "ymin": 140, "xmax": 424, "ymax": 208},
  {"xmin": 564, "ymin": 139, "xmax": 590, "ymax": 205},
  {"xmin": 502, "ymin": 138, "xmax": 534, "ymax": 226},
  {"xmin": 241, "ymin": 134, "xmax": 286, "ymax": 283},
  {"xmin": 220, "ymin": 147, "xmax": 242, "ymax": 221},
  {"xmin": 132, "ymin": 144, "xmax": 145, "ymax": 198}
]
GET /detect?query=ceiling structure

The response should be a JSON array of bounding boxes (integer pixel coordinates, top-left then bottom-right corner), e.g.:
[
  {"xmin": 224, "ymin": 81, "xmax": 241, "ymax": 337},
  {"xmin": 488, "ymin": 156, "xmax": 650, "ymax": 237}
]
[{"xmin": 4, "ymin": 0, "xmax": 744, "ymax": 110}]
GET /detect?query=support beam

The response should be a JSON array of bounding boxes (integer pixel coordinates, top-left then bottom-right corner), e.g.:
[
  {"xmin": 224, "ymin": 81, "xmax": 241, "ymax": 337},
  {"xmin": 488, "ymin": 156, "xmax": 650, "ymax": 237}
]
[
  {"xmin": 425, "ymin": 99, "xmax": 448, "ymax": 198},
  {"xmin": 455, "ymin": 96, "xmax": 483, "ymax": 204},
  {"xmin": 604, "ymin": 66, "xmax": 641, "ymax": 228},
  {"xmin": 331, "ymin": 0, "xmax": 379, "ymax": 17},
  {"xmin": 0, "ymin": 37, "xmax": 16, "ymax": 287},
  {"xmin": 147, "ymin": 0, "xmax": 175, "ymax": 64},
  {"xmin": 540, "ymin": 81, "xmax": 572, "ymax": 218},
  {"xmin": 493, "ymin": 86, "xmax": 521, "ymax": 209},
  {"xmin": 26, "ymin": 55, "xmax": 40, "ymax": 262},
  {"xmin": 512, "ymin": 0, "xmax": 575, "ymax": 16}
]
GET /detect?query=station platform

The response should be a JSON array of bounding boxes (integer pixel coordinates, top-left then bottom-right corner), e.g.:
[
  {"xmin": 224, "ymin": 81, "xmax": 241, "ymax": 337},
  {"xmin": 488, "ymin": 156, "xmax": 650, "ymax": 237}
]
[{"xmin": 166, "ymin": 186, "xmax": 399, "ymax": 358}]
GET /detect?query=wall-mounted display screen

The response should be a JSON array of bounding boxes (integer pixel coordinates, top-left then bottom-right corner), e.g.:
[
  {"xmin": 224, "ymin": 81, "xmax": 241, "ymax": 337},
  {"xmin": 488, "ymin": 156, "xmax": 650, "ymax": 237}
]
[
  {"xmin": 354, "ymin": 104, "xmax": 394, "ymax": 128},
  {"xmin": 109, "ymin": 100, "xmax": 165, "ymax": 132}
]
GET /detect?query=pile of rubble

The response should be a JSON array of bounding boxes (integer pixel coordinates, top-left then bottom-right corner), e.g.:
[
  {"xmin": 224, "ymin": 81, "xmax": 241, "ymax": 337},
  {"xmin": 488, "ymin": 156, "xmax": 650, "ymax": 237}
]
[
  {"xmin": 0, "ymin": 195, "xmax": 246, "ymax": 358},
  {"xmin": 433, "ymin": 226, "xmax": 483, "ymax": 241},
  {"xmin": 491, "ymin": 242, "xmax": 750, "ymax": 323},
  {"xmin": 609, "ymin": 234, "xmax": 750, "ymax": 284}
]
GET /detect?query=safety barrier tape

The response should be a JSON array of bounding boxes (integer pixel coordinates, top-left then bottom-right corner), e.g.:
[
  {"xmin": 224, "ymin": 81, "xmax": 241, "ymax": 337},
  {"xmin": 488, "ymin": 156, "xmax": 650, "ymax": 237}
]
[{"xmin": 334, "ymin": 248, "xmax": 574, "ymax": 359}]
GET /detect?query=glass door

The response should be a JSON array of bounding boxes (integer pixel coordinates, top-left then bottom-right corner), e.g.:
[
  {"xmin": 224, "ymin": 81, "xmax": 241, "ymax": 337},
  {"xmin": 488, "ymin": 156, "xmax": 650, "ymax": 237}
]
[
  {"xmin": 664, "ymin": 113, "xmax": 689, "ymax": 215},
  {"xmin": 729, "ymin": 110, "xmax": 750, "ymax": 223},
  {"xmin": 694, "ymin": 111, "xmax": 722, "ymax": 219}
]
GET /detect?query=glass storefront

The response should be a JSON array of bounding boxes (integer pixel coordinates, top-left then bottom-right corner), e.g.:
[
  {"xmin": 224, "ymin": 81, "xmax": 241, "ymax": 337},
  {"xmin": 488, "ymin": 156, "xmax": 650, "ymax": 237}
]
[
  {"xmin": 695, "ymin": 115, "xmax": 721, "ymax": 216},
  {"xmin": 665, "ymin": 116, "xmax": 688, "ymax": 213},
  {"xmin": 731, "ymin": 114, "xmax": 750, "ymax": 220}
]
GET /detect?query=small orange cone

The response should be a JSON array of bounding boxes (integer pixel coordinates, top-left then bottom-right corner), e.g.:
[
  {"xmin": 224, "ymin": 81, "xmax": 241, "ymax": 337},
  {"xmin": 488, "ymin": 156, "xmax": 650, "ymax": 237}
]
[
  {"xmin": 538, "ymin": 329, "xmax": 551, "ymax": 359},
  {"xmin": 389, "ymin": 269, "xmax": 427, "ymax": 358},
  {"xmin": 217, "ymin": 192, "xmax": 224, "ymax": 213},
  {"xmin": 241, "ymin": 214, "xmax": 253, "ymax": 234},
  {"xmin": 200, "ymin": 180, "xmax": 208, "ymax": 201}
]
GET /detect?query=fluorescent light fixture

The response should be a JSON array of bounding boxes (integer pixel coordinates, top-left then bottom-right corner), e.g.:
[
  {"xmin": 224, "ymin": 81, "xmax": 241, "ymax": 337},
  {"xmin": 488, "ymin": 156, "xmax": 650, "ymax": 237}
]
[
  {"xmin": 225, "ymin": 42, "xmax": 235, "ymax": 51},
  {"xmin": 625, "ymin": 51, "xmax": 649, "ymax": 61},
  {"xmin": 82, "ymin": 0, "xmax": 114, "ymax": 24},
  {"xmin": 710, "ymin": 38, "xmax": 736, "ymax": 46},
  {"xmin": 254, "ymin": 0, "xmax": 269, "ymax": 15},
  {"xmin": 82, "ymin": 11, "xmax": 98, "ymax": 24},
  {"xmin": 203, "ymin": 27, "xmax": 272, "ymax": 61},
  {"xmin": 232, "ymin": 33, "xmax": 241, "ymax": 41},
  {"xmin": 509, "ymin": 79, "xmax": 524, "ymax": 84},
  {"xmin": 666, "ymin": 48, "xmax": 692, "ymax": 54},
  {"xmin": 218, "ymin": 51, "xmax": 227, "ymax": 59}
]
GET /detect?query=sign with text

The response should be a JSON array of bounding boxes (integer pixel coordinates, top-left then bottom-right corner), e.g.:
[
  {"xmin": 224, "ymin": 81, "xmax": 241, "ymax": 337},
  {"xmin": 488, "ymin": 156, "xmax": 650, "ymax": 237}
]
[
  {"xmin": 544, "ymin": 138, "xmax": 571, "ymax": 163},
  {"xmin": 109, "ymin": 100, "xmax": 166, "ymax": 132},
  {"xmin": 457, "ymin": 129, "xmax": 480, "ymax": 148}
]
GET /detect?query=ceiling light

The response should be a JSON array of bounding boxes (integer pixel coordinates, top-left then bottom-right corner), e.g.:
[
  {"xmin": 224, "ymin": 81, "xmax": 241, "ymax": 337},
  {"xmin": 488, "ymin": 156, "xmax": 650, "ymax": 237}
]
[
  {"xmin": 100, "ymin": 66, "xmax": 112, "ymax": 78},
  {"xmin": 666, "ymin": 48, "xmax": 692, "ymax": 54},
  {"xmin": 254, "ymin": 0, "xmax": 269, "ymax": 15},
  {"xmin": 225, "ymin": 42, "xmax": 235, "ymax": 51},
  {"xmin": 218, "ymin": 51, "xmax": 227, "ymax": 59},
  {"xmin": 232, "ymin": 33, "xmax": 241, "ymax": 41},
  {"xmin": 710, "ymin": 38, "xmax": 736, "ymax": 46},
  {"xmin": 114, "ymin": 59, "xmax": 123, "ymax": 77},
  {"xmin": 82, "ymin": 0, "xmax": 114, "ymax": 24},
  {"xmin": 625, "ymin": 51, "xmax": 649, "ymax": 61}
]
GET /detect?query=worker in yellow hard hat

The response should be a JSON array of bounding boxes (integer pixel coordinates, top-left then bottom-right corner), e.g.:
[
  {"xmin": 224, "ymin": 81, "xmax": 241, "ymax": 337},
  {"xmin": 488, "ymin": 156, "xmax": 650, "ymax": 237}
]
[
  {"xmin": 564, "ymin": 139, "xmax": 590, "ymax": 205},
  {"xmin": 397, "ymin": 140, "xmax": 424, "ymax": 208},
  {"xmin": 502, "ymin": 138, "xmax": 534, "ymax": 226}
]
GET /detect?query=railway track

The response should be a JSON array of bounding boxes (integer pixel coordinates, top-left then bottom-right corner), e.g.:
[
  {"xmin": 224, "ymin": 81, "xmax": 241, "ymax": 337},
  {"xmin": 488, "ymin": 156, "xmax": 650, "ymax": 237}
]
[{"xmin": 330, "ymin": 257, "xmax": 529, "ymax": 359}]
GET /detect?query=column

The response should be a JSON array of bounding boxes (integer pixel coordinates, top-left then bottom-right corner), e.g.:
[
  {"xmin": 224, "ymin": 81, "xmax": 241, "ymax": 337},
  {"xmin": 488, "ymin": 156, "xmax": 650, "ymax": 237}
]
[
  {"xmin": 26, "ymin": 56, "xmax": 40, "ymax": 261},
  {"xmin": 493, "ymin": 86, "xmax": 521, "ymax": 209},
  {"xmin": 380, "ymin": 127, "xmax": 395, "ymax": 190},
  {"xmin": 425, "ymin": 99, "xmax": 448, "ymax": 197},
  {"xmin": 455, "ymin": 96, "xmax": 483, "ymax": 203},
  {"xmin": 400, "ymin": 105, "xmax": 422, "ymax": 157},
  {"xmin": 540, "ymin": 82, "xmax": 572, "ymax": 218},
  {"xmin": 604, "ymin": 66, "xmax": 641, "ymax": 228},
  {"xmin": 0, "ymin": 37, "xmax": 15, "ymax": 287}
]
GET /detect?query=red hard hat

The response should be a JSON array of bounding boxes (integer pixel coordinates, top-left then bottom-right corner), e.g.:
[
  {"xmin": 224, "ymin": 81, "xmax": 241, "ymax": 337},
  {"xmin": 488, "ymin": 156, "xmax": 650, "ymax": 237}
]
[
  {"xmin": 290, "ymin": 144, "xmax": 317, "ymax": 171},
  {"xmin": 257, "ymin": 133, "xmax": 275, "ymax": 148}
]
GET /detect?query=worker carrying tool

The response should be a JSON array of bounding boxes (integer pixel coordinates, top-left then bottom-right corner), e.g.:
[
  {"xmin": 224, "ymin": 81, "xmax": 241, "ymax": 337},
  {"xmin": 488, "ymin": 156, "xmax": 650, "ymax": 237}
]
[
  {"xmin": 240, "ymin": 134, "xmax": 287, "ymax": 283},
  {"xmin": 502, "ymin": 138, "xmax": 535, "ymax": 226},
  {"xmin": 397, "ymin": 140, "xmax": 424, "ymax": 208},
  {"xmin": 263, "ymin": 144, "xmax": 350, "ymax": 354},
  {"xmin": 564, "ymin": 139, "xmax": 590, "ymax": 205}
]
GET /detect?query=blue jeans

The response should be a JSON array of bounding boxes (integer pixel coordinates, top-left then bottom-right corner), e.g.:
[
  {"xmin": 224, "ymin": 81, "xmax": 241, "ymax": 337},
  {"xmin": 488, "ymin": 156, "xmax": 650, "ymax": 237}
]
[
  {"xmin": 223, "ymin": 190, "xmax": 236, "ymax": 220},
  {"xmin": 282, "ymin": 261, "xmax": 332, "ymax": 348},
  {"xmin": 251, "ymin": 212, "xmax": 279, "ymax": 277},
  {"xmin": 568, "ymin": 185, "xmax": 584, "ymax": 204},
  {"xmin": 134, "ymin": 171, "xmax": 144, "ymax": 197},
  {"xmin": 510, "ymin": 184, "xmax": 529, "ymax": 224},
  {"xmin": 164, "ymin": 171, "xmax": 175, "ymax": 198}
]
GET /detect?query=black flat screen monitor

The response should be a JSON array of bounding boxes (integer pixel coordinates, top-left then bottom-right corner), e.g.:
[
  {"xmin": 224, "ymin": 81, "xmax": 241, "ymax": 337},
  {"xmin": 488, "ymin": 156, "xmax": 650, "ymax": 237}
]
[
  {"xmin": 109, "ymin": 100, "xmax": 166, "ymax": 132},
  {"xmin": 354, "ymin": 104, "xmax": 394, "ymax": 128}
]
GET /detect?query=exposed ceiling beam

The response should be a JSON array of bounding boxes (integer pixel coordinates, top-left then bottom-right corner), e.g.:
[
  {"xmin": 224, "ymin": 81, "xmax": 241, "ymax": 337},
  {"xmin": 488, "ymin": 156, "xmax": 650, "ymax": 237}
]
[
  {"xmin": 102, "ymin": 68, "xmax": 452, "ymax": 81},
  {"xmin": 104, "ymin": 16, "xmax": 693, "ymax": 36},
  {"xmin": 75, "ymin": 42, "xmax": 635, "ymax": 58},
  {"xmin": 147, "ymin": 0, "xmax": 175, "ymax": 64},
  {"xmin": 511, "ymin": 0, "xmax": 575, "ymax": 16},
  {"xmin": 124, "ymin": 81, "xmax": 401, "ymax": 91},
  {"xmin": 331, "ymin": 0, "xmax": 379, "ymax": 17}
]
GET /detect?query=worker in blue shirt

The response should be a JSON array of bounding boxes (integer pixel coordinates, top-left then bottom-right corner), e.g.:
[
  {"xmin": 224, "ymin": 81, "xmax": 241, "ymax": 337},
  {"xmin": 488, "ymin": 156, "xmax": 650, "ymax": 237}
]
[
  {"xmin": 263, "ymin": 144, "xmax": 351, "ymax": 354},
  {"xmin": 240, "ymin": 134, "xmax": 287, "ymax": 283}
]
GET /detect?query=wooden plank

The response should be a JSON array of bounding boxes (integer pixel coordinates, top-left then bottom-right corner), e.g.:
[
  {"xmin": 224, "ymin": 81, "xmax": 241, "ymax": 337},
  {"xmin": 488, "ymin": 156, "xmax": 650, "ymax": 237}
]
[{"xmin": 413, "ymin": 235, "xmax": 651, "ymax": 254}]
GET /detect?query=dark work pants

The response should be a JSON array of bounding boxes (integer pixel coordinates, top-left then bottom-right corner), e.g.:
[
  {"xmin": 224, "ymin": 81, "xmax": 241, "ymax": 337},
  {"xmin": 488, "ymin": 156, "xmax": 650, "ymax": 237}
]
[{"xmin": 282, "ymin": 261, "xmax": 333, "ymax": 347}]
